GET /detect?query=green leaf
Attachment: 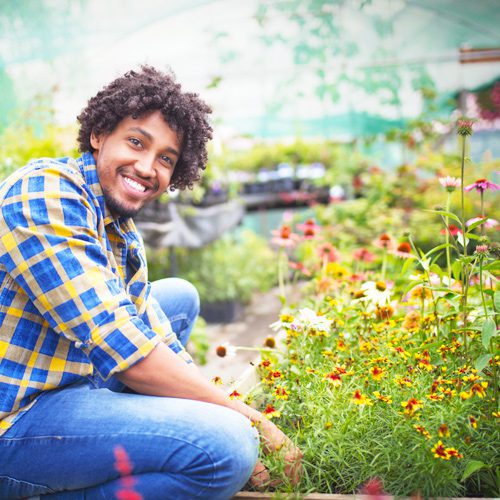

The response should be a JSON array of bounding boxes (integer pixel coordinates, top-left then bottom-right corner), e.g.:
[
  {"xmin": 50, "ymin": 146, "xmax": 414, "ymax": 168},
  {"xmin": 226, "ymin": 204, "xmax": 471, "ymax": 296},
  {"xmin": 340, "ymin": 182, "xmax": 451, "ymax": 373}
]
[
  {"xmin": 465, "ymin": 232, "xmax": 481, "ymax": 241},
  {"xmin": 475, "ymin": 353, "xmax": 492, "ymax": 373},
  {"xmin": 462, "ymin": 460, "xmax": 488, "ymax": 481},
  {"xmin": 494, "ymin": 291, "xmax": 500, "ymax": 312},
  {"xmin": 481, "ymin": 317, "xmax": 497, "ymax": 349},
  {"xmin": 424, "ymin": 209, "xmax": 461, "ymax": 224},
  {"xmin": 425, "ymin": 243, "xmax": 452, "ymax": 258},
  {"xmin": 484, "ymin": 261, "xmax": 500, "ymax": 273},
  {"xmin": 452, "ymin": 261, "xmax": 462, "ymax": 281},
  {"xmin": 466, "ymin": 218, "xmax": 488, "ymax": 232},
  {"xmin": 429, "ymin": 263, "xmax": 443, "ymax": 278},
  {"xmin": 400, "ymin": 281, "xmax": 422, "ymax": 300},
  {"xmin": 400, "ymin": 257, "xmax": 416, "ymax": 276}
]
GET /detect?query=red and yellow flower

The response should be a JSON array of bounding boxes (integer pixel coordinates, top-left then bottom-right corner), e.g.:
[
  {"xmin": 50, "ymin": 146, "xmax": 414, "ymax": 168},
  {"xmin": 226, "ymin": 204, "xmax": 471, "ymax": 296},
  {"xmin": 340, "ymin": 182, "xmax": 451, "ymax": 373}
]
[
  {"xmin": 401, "ymin": 398, "xmax": 423, "ymax": 416},
  {"xmin": 352, "ymin": 389, "xmax": 373, "ymax": 406},
  {"xmin": 263, "ymin": 404, "xmax": 281, "ymax": 420}
]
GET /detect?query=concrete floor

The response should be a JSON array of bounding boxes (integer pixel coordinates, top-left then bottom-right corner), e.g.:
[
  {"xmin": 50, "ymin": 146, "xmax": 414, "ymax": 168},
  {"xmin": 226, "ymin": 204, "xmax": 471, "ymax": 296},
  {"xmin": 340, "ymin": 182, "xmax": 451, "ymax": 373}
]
[{"xmin": 198, "ymin": 287, "xmax": 284, "ymax": 390}]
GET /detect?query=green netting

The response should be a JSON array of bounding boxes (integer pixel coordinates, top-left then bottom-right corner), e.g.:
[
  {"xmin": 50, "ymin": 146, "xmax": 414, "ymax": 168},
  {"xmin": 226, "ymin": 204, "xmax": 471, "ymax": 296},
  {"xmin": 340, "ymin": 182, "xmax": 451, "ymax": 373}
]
[{"xmin": 1, "ymin": 0, "xmax": 499, "ymax": 138}]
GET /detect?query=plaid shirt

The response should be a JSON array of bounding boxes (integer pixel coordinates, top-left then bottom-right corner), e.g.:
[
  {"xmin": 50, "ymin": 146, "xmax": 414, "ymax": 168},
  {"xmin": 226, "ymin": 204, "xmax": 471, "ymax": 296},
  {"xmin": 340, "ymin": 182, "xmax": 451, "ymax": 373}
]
[{"xmin": 0, "ymin": 152, "xmax": 191, "ymax": 435}]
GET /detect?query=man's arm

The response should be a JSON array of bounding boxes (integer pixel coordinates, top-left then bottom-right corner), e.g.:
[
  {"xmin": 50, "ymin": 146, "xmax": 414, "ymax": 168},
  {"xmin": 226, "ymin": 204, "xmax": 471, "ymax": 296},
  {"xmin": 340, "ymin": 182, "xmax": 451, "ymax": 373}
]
[{"xmin": 117, "ymin": 342, "xmax": 302, "ymax": 485}]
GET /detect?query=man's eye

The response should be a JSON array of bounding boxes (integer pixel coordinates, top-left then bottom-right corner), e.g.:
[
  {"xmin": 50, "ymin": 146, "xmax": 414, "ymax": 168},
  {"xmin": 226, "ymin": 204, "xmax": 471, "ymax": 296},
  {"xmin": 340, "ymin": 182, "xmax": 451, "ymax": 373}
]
[
  {"xmin": 161, "ymin": 155, "xmax": 174, "ymax": 166},
  {"xmin": 129, "ymin": 138, "xmax": 142, "ymax": 147}
]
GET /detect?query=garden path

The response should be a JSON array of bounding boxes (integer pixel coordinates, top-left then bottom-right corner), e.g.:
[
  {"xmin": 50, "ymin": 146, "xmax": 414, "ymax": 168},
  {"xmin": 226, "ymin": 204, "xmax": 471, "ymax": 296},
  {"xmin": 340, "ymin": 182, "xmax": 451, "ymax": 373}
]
[{"xmin": 199, "ymin": 285, "xmax": 299, "ymax": 389}]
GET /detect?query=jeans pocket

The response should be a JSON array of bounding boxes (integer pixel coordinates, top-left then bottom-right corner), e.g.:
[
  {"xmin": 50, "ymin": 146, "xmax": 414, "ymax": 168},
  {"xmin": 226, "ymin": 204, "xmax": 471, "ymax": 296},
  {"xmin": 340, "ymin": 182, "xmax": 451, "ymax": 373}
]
[{"xmin": 0, "ymin": 474, "xmax": 54, "ymax": 499}]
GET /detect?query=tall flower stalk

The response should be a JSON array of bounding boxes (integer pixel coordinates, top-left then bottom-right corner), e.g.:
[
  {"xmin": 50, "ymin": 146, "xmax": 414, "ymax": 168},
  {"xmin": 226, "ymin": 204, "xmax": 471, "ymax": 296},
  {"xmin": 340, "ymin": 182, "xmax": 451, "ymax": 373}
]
[
  {"xmin": 456, "ymin": 119, "xmax": 473, "ymax": 348},
  {"xmin": 439, "ymin": 176, "xmax": 460, "ymax": 280}
]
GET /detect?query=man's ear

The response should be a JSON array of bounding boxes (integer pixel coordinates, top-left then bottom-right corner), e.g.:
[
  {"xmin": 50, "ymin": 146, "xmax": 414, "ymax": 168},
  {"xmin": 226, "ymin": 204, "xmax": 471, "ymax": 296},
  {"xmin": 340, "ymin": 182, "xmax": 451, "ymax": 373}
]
[{"xmin": 90, "ymin": 131, "xmax": 103, "ymax": 151}]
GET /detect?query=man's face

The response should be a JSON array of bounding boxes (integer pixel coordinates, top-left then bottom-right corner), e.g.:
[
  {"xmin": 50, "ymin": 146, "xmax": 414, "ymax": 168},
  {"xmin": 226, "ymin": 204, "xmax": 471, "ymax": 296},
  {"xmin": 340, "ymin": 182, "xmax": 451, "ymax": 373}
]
[{"xmin": 91, "ymin": 110, "xmax": 182, "ymax": 218}]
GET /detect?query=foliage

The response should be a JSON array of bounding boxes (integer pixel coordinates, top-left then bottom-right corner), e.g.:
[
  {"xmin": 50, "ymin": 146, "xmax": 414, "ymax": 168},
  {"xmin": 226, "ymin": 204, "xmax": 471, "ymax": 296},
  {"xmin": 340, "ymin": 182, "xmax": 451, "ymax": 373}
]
[
  {"xmin": 0, "ymin": 103, "xmax": 78, "ymax": 181},
  {"xmin": 239, "ymin": 123, "xmax": 499, "ymax": 497},
  {"xmin": 147, "ymin": 230, "xmax": 277, "ymax": 304},
  {"xmin": 187, "ymin": 316, "xmax": 210, "ymax": 366}
]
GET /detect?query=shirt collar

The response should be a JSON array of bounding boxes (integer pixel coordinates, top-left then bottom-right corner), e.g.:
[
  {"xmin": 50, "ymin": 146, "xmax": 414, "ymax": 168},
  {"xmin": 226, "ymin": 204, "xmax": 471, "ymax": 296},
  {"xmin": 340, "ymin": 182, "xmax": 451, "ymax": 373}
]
[{"xmin": 72, "ymin": 151, "xmax": 116, "ymax": 226}]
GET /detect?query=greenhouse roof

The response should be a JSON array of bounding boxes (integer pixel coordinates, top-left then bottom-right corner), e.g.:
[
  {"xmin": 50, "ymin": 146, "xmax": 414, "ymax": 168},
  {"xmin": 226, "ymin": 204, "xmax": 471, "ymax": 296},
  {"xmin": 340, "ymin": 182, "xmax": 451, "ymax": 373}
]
[{"xmin": 1, "ymin": 0, "xmax": 499, "ymax": 139}]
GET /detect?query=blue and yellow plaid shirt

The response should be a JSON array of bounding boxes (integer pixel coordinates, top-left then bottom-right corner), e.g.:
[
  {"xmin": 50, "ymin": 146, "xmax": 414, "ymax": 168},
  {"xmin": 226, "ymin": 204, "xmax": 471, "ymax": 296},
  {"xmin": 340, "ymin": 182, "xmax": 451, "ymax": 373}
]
[{"xmin": 0, "ymin": 152, "xmax": 191, "ymax": 434}]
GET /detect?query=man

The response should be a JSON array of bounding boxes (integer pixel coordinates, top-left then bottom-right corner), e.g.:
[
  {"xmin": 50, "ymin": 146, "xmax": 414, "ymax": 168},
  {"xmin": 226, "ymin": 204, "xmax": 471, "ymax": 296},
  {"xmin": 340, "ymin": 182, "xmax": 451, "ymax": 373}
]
[{"xmin": 0, "ymin": 66, "xmax": 301, "ymax": 499}]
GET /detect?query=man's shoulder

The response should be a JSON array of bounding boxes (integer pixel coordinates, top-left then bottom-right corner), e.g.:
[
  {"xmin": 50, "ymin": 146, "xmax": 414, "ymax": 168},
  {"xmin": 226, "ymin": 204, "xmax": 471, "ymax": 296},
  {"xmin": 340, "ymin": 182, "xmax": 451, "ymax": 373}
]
[{"xmin": 0, "ymin": 156, "xmax": 85, "ymax": 198}]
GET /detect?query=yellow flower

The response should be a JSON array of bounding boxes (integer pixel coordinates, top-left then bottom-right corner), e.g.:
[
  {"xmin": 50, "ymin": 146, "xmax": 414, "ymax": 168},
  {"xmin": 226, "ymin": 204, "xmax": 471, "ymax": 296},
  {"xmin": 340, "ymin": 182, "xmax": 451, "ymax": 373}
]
[
  {"xmin": 211, "ymin": 376, "xmax": 223, "ymax": 385},
  {"xmin": 395, "ymin": 377, "xmax": 413, "ymax": 388},
  {"xmin": 414, "ymin": 424, "xmax": 431, "ymax": 439},
  {"xmin": 373, "ymin": 391, "xmax": 392, "ymax": 404},
  {"xmin": 325, "ymin": 372, "xmax": 342, "ymax": 387},
  {"xmin": 438, "ymin": 424, "xmax": 450, "ymax": 437},
  {"xmin": 326, "ymin": 262, "xmax": 349, "ymax": 279},
  {"xmin": 352, "ymin": 389, "xmax": 372, "ymax": 406},
  {"xmin": 369, "ymin": 366, "xmax": 385, "ymax": 381},
  {"xmin": 427, "ymin": 393, "xmax": 444, "ymax": 401},
  {"xmin": 274, "ymin": 386, "xmax": 289, "ymax": 400},
  {"xmin": 229, "ymin": 390, "xmax": 242, "ymax": 400},
  {"xmin": 401, "ymin": 398, "xmax": 423, "ymax": 416},
  {"xmin": 431, "ymin": 440, "xmax": 450, "ymax": 460},
  {"xmin": 469, "ymin": 416, "xmax": 478, "ymax": 429},
  {"xmin": 263, "ymin": 404, "xmax": 281, "ymax": 420}
]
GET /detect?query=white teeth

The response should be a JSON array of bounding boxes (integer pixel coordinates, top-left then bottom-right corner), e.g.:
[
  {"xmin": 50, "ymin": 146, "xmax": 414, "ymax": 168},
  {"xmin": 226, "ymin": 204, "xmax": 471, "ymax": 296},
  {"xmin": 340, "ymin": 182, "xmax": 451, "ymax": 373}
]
[{"xmin": 124, "ymin": 176, "xmax": 146, "ymax": 192}]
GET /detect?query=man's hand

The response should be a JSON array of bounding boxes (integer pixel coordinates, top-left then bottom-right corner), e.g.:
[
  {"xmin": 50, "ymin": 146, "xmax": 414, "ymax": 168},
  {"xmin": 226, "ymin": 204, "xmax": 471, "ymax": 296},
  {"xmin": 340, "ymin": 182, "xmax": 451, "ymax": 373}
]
[
  {"xmin": 231, "ymin": 400, "xmax": 303, "ymax": 488},
  {"xmin": 257, "ymin": 417, "xmax": 303, "ymax": 486},
  {"xmin": 118, "ymin": 343, "xmax": 302, "ymax": 486}
]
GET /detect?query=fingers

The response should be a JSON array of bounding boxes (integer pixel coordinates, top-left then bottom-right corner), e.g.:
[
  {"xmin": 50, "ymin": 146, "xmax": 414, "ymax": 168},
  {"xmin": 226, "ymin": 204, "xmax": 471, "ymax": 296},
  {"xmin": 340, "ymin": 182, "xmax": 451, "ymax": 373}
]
[
  {"xmin": 249, "ymin": 461, "xmax": 270, "ymax": 490},
  {"xmin": 284, "ymin": 446, "xmax": 303, "ymax": 485}
]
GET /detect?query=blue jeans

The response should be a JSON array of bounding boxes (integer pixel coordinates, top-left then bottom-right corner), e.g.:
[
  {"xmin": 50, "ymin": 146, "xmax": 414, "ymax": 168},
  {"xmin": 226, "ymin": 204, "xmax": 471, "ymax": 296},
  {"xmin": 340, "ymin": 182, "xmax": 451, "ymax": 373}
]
[{"xmin": 0, "ymin": 278, "xmax": 258, "ymax": 499}]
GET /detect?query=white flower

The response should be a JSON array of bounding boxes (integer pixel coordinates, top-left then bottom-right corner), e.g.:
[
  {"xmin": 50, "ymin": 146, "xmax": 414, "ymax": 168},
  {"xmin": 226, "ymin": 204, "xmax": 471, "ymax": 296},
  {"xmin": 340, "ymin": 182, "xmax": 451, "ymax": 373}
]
[
  {"xmin": 360, "ymin": 281, "xmax": 391, "ymax": 306},
  {"xmin": 294, "ymin": 307, "xmax": 332, "ymax": 332}
]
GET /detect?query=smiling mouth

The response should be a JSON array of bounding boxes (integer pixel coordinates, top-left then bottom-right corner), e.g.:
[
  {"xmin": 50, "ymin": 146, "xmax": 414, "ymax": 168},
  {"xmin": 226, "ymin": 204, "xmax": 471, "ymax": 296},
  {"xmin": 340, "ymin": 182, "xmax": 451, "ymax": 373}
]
[{"xmin": 123, "ymin": 175, "xmax": 148, "ymax": 194}]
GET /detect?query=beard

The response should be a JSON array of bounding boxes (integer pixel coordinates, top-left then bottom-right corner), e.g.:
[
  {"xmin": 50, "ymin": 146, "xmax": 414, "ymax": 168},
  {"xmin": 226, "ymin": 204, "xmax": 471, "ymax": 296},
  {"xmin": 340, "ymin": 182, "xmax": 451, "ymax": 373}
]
[{"xmin": 102, "ymin": 186, "xmax": 143, "ymax": 219}]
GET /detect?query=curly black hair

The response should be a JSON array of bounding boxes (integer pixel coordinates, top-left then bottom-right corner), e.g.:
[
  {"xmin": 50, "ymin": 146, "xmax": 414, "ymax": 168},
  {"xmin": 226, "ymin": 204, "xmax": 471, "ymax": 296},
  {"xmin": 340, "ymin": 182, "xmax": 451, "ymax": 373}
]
[{"xmin": 77, "ymin": 66, "xmax": 212, "ymax": 191}]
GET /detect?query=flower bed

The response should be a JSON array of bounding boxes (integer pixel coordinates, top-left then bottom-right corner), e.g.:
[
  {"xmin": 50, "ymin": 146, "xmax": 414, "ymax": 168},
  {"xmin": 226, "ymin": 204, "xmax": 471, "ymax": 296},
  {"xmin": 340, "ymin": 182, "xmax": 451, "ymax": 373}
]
[{"xmin": 231, "ymin": 122, "xmax": 499, "ymax": 498}]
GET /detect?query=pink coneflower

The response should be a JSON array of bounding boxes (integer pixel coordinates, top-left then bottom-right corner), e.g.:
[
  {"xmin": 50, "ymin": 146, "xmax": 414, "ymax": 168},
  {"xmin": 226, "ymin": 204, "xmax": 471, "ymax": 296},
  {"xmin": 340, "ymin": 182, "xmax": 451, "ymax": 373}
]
[
  {"xmin": 296, "ymin": 218, "xmax": 321, "ymax": 239},
  {"xmin": 456, "ymin": 119, "xmax": 474, "ymax": 136},
  {"xmin": 288, "ymin": 260, "xmax": 312, "ymax": 276},
  {"xmin": 349, "ymin": 272, "xmax": 368, "ymax": 282},
  {"xmin": 439, "ymin": 176, "xmax": 461, "ymax": 192},
  {"xmin": 374, "ymin": 233, "xmax": 394, "ymax": 250},
  {"xmin": 317, "ymin": 242, "xmax": 339, "ymax": 262},
  {"xmin": 464, "ymin": 179, "xmax": 499, "ymax": 193},
  {"xmin": 352, "ymin": 247, "xmax": 376, "ymax": 263},
  {"xmin": 391, "ymin": 242, "xmax": 413, "ymax": 259},
  {"xmin": 440, "ymin": 224, "xmax": 461, "ymax": 236},
  {"xmin": 474, "ymin": 245, "xmax": 489, "ymax": 255},
  {"xmin": 466, "ymin": 216, "xmax": 499, "ymax": 230},
  {"xmin": 271, "ymin": 225, "xmax": 299, "ymax": 247}
]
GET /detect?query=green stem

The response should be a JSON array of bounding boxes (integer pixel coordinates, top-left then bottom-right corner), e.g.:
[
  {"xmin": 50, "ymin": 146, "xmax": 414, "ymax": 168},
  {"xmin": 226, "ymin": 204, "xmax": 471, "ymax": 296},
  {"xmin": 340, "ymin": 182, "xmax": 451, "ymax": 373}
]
[
  {"xmin": 480, "ymin": 190, "xmax": 485, "ymax": 237},
  {"xmin": 381, "ymin": 250, "xmax": 387, "ymax": 281},
  {"xmin": 460, "ymin": 135, "xmax": 467, "ymax": 258},
  {"xmin": 445, "ymin": 193, "xmax": 452, "ymax": 281},
  {"xmin": 479, "ymin": 258, "xmax": 488, "ymax": 320},
  {"xmin": 459, "ymin": 134, "xmax": 468, "ymax": 350},
  {"xmin": 278, "ymin": 248, "xmax": 287, "ymax": 304}
]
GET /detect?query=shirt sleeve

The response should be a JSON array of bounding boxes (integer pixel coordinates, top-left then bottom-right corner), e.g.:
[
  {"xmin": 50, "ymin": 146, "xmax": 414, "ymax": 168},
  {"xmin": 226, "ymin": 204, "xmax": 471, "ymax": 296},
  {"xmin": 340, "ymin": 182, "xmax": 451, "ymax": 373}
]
[
  {"xmin": 0, "ymin": 164, "xmax": 175, "ymax": 379},
  {"xmin": 144, "ymin": 294, "xmax": 193, "ymax": 364}
]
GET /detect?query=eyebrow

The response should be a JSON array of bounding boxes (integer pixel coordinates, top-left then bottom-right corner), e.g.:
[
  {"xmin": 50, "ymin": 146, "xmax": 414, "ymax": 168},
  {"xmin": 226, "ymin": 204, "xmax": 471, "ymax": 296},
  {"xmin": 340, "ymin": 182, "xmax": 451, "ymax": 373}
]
[{"xmin": 128, "ymin": 126, "xmax": 180, "ymax": 157}]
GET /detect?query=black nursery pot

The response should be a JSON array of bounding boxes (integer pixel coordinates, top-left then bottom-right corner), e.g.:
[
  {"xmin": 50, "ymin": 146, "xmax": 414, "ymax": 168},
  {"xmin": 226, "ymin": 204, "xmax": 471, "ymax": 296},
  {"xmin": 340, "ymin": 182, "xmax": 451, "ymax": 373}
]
[{"xmin": 200, "ymin": 300, "xmax": 244, "ymax": 324}]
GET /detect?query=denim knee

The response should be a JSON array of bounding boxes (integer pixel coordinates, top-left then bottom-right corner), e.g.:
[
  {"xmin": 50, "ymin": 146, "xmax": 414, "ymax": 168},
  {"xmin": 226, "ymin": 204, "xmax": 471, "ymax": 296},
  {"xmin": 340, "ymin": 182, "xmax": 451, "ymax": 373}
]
[{"xmin": 205, "ymin": 408, "xmax": 259, "ymax": 498}]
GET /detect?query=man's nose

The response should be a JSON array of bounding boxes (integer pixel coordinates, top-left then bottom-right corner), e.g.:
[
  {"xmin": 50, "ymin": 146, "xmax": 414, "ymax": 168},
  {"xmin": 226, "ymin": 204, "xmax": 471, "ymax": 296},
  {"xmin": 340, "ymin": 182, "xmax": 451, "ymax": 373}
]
[{"xmin": 134, "ymin": 156, "xmax": 156, "ymax": 178}]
